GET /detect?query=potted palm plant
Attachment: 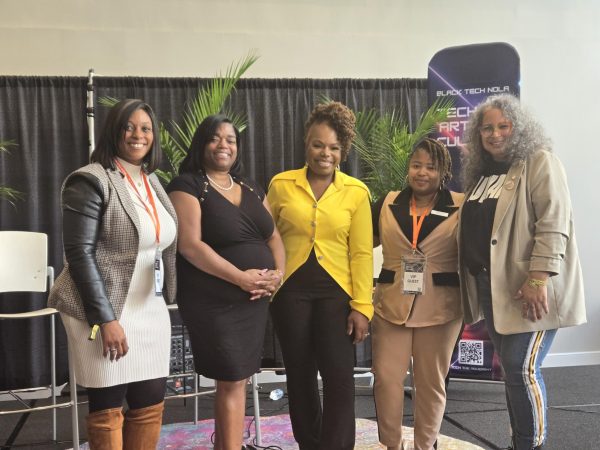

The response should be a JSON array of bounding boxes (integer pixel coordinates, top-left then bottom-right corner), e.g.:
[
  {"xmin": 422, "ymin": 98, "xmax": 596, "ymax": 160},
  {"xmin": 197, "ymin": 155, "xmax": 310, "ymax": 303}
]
[{"xmin": 352, "ymin": 97, "xmax": 453, "ymax": 202}]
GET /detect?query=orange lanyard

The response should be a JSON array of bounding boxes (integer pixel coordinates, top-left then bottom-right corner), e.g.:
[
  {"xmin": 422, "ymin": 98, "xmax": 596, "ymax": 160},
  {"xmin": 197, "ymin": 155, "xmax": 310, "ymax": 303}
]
[
  {"xmin": 409, "ymin": 195, "xmax": 434, "ymax": 250},
  {"xmin": 114, "ymin": 159, "xmax": 161, "ymax": 244}
]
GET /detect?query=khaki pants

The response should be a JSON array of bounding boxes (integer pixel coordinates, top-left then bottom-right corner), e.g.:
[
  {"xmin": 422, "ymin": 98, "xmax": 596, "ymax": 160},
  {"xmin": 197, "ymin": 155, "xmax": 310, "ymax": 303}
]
[{"xmin": 372, "ymin": 315, "xmax": 462, "ymax": 450}]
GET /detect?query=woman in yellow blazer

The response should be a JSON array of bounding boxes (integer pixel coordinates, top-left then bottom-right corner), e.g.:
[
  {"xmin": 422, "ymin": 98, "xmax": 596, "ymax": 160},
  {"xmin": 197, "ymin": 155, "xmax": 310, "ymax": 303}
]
[
  {"xmin": 372, "ymin": 138, "xmax": 463, "ymax": 450},
  {"xmin": 267, "ymin": 102, "xmax": 373, "ymax": 450}
]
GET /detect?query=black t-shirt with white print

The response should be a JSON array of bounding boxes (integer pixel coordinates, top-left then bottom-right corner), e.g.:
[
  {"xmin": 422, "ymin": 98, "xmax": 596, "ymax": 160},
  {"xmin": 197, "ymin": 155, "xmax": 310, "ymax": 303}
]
[{"xmin": 461, "ymin": 160, "xmax": 512, "ymax": 276}]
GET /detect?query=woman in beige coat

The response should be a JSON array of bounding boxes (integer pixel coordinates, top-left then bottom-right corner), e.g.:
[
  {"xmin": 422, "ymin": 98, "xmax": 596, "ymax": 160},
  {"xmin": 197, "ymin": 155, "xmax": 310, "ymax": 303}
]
[
  {"xmin": 372, "ymin": 138, "xmax": 463, "ymax": 450},
  {"xmin": 459, "ymin": 94, "xmax": 586, "ymax": 450}
]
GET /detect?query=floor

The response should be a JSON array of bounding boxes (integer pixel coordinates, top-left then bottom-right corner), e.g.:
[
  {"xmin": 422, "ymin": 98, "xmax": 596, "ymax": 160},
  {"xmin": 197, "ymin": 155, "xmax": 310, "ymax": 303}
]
[{"xmin": 1, "ymin": 365, "xmax": 599, "ymax": 449}]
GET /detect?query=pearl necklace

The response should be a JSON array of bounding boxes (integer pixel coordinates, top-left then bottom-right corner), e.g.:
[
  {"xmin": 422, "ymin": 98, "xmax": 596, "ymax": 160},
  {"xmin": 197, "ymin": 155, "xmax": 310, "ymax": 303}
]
[{"xmin": 206, "ymin": 173, "xmax": 235, "ymax": 191}]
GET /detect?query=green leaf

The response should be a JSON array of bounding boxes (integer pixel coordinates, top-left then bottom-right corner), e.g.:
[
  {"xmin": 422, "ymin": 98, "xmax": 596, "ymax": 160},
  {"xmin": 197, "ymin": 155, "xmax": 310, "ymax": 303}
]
[
  {"xmin": 0, "ymin": 186, "xmax": 24, "ymax": 207},
  {"xmin": 0, "ymin": 139, "xmax": 24, "ymax": 206},
  {"xmin": 0, "ymin": 139, "xmax": 17, "ymax": 154},
  {"xmin": 98, "ymin": 96, "xmax": 120, "ymax": 108}
]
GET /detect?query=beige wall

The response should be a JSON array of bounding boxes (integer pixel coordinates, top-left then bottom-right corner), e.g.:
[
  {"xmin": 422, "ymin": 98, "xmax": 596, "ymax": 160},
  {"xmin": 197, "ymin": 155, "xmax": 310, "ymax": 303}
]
[{"xmin": 1, "ymin": 0, "xmax": 599, "ymax": 365}]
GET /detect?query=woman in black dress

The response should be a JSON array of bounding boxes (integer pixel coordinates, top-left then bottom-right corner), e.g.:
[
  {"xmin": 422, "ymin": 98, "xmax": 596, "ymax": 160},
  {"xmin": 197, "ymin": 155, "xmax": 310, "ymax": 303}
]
[{"xmin": 167, "ymin": 115, "xmax": 285, "ymax": 450}]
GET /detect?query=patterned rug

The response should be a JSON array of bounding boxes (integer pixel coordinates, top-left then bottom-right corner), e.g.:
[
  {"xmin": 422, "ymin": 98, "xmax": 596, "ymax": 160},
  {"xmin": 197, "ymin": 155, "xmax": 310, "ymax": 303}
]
[{"xmin": 76, "ymin": 414, "xmax": 484, "ymax": 449}]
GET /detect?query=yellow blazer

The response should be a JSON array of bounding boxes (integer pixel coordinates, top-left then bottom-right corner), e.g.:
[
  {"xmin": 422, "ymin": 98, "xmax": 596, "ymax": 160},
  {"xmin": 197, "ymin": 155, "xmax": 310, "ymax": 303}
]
[{"xmin": 267, "ymin": 167, "xmax": 374, "ymax": 319}]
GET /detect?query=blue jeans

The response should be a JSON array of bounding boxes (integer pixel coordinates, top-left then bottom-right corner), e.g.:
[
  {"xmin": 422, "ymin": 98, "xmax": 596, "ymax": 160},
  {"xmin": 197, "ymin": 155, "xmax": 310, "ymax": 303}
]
[{"xmin": 476, "ymin": 271, "xmax": 556, "ymax": 450}]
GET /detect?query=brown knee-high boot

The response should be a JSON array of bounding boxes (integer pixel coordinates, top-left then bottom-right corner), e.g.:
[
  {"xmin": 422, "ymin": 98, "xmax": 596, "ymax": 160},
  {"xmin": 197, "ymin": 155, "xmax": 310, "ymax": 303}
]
[
  {"xmin": 86, "ymin": 407, "xmax": 124, "ymax": 450},
  {"xmin": 122, "ymin": 401, "xmax": 164, "ymax": 450}
]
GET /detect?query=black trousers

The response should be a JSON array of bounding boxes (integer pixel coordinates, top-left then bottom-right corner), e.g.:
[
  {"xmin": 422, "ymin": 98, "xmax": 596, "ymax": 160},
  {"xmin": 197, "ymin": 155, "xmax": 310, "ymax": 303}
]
[{"xmin": 271, "ymin": 286, "xmax": 356, "ymax": 450}]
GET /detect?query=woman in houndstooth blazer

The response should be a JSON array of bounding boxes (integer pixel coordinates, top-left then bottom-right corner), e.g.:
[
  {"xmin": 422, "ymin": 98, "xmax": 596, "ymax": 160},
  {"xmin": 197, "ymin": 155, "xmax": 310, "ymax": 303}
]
[{"xmin": 49, "ymin": 99, "xmax": 177, "ymax": 449}]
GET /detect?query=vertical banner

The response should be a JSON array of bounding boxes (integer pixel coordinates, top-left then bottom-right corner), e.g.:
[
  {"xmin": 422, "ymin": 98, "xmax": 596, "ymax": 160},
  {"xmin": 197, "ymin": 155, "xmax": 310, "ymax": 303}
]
[{"xmin": 427, "ymin": 42, "xmax": 520, "ymax": 381}]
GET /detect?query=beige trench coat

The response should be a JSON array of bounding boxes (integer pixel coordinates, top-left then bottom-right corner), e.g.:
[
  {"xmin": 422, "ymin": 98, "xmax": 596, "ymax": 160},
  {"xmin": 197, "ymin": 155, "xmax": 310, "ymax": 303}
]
[{"xmin": 458, "ymin": 150, "xmax": 586, "ymax": 334}]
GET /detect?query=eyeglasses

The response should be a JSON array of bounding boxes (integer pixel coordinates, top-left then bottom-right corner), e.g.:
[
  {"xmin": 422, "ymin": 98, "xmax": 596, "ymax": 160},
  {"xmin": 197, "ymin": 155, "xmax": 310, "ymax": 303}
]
[{"xmin": 479, "ymin": 123, "xmax": 512, "ymax": 137}]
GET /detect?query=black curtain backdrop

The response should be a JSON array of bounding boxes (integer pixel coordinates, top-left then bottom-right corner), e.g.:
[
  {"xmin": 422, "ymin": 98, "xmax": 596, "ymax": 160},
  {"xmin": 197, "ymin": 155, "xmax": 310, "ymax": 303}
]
[{"xmin": 0, "ymin": 76, "xmax": 427, "ymax": 389}]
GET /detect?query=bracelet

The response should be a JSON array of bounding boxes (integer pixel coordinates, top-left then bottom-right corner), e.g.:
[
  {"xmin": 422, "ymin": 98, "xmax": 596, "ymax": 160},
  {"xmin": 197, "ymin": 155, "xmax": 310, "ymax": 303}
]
[
  {"xmin": 88, "ymin": 324, "xmax": 100, "ymax": 341},
  {"xmin": 527, "ymin": 278, "xmax": 547, "ymax": 288}
]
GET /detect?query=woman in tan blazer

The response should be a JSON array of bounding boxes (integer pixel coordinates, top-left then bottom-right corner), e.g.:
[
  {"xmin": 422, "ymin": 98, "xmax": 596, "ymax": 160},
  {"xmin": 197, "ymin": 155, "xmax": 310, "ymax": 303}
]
[
  {"xmin": 459, "ymin": 94, "xmax": 586, "ymax": 450},
  {"xmin": 372, "ymin": 138, "xmax": 463, "ymax": 450}
]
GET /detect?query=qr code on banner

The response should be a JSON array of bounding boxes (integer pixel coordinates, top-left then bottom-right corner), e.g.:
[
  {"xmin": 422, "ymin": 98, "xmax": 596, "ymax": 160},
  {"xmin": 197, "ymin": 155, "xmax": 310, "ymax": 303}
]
[{"xmin": 458, "ymin": 339, "xmax": 484, "ymax": 366}]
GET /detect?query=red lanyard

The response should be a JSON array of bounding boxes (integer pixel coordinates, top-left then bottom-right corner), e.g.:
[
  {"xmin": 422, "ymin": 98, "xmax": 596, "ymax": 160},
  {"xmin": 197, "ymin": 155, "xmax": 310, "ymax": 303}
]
[
  {"xmin": 409, "ymin": 195, "xmax": 434, "ymax": 250},
  {"xmin": 114, "ymin": 159, "xmax": 161, "ymax": 244}
]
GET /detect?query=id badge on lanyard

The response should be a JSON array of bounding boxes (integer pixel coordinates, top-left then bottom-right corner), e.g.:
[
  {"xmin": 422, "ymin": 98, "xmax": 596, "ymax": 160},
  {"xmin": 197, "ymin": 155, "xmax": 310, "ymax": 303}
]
[
  {"xmin": 114, "ymin": 159, "xmax": 163, "ymax": 297},
  {"xmin": 154, "ymin": 247, "xmax": 163, "ymax": 296},
  {"xmin": 401, "ymin": 195, "xmax": 434, "ymax": 295},
  {"xmin": 401, "ymin": 251, "xmax": 427, "ymax": 294}
]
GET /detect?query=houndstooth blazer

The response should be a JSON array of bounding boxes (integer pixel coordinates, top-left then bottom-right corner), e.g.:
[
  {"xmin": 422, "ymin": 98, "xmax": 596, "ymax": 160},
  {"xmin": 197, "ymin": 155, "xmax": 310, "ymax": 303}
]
[{"xmin": 48, "ymin": 163, "xmax": 177, "ymax": 323}]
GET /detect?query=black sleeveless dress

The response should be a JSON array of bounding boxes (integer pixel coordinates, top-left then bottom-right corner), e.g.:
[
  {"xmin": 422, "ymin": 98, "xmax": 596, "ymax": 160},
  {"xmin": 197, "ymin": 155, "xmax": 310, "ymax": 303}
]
[{"xmin": 167, "ymin": 172, "xmax": 274, "ymax": 381}]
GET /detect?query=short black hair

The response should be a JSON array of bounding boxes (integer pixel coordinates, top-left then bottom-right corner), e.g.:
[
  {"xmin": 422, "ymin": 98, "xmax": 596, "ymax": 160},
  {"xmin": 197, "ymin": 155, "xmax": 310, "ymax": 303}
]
[
  {"xmin": 179, "ymin": 114, "xmax": 243, "ymax": 176},
  {"xmin": 90, "ymin": 99, "xmax": 161, "ymax": 172}
]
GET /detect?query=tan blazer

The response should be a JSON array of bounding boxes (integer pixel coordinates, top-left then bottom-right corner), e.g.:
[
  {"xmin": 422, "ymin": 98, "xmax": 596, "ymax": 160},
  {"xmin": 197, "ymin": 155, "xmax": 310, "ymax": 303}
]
[
  {"xmin": 49, "ymin": 163, "xmax": 177, "ymax": 322},
  {"xmin": 458, "ymin": 150, "xmax": 586, "ymax": 334},
  {"xmin": 373, "ymin": 190, "xmax": 464, "ymax": 327}
]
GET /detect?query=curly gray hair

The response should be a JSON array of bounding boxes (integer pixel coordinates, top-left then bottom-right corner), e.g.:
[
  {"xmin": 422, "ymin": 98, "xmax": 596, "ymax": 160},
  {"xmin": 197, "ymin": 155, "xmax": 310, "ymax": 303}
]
[{"xmin": 461, "ymin": 94, "xmax": 552, "ymax": 191}]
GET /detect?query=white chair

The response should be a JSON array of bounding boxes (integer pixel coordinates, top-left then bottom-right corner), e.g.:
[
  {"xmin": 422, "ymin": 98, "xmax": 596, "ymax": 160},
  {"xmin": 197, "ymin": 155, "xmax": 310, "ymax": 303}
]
[{"xmin": 0, "ymin": 231, "xmax": 79, "ymax": 448}]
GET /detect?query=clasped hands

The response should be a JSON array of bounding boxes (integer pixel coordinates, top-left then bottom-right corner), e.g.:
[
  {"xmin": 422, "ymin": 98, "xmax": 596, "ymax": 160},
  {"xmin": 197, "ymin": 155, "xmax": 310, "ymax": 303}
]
[{"xmin": 239, "ymin": 268, "xmax": 284, "ymax": 300}]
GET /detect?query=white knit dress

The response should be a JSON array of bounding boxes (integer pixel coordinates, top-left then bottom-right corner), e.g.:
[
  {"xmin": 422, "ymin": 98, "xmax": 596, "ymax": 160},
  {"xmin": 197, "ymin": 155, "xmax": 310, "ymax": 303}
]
[{"xmin": 61, "ymin": 159, "xmax": 176, "ymax": 388}]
